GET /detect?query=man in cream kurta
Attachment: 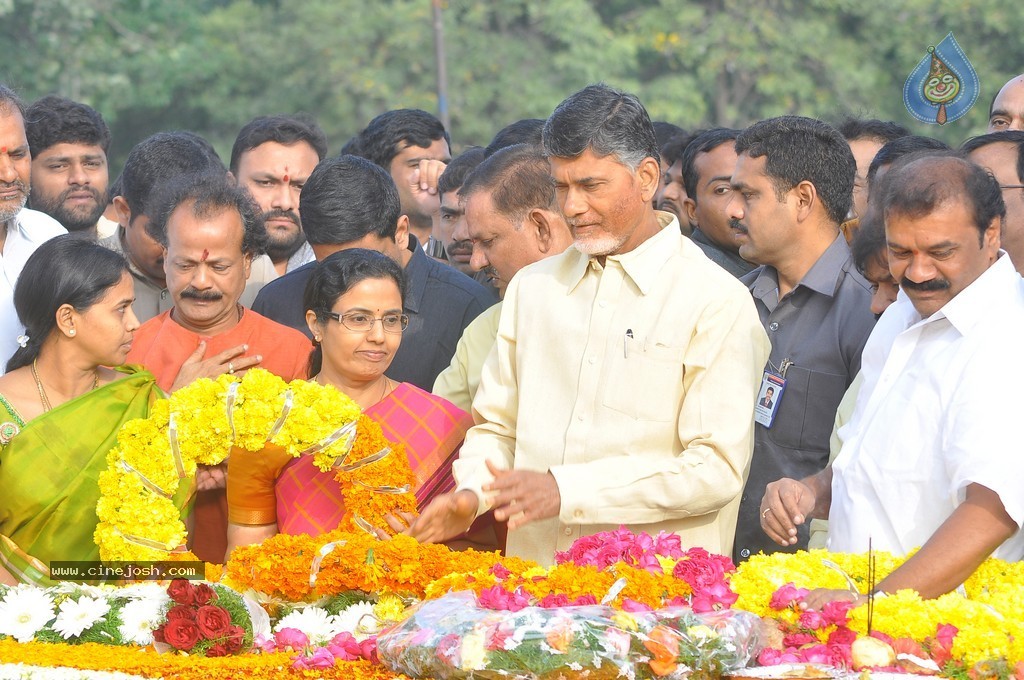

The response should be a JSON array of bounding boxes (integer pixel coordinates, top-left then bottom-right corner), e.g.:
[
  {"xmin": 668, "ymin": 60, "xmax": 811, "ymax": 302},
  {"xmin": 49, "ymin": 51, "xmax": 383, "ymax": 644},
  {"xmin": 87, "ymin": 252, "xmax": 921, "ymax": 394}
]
[{"xmin": 409, "ymin": 84, "xmax": 769, "ymax": 564}]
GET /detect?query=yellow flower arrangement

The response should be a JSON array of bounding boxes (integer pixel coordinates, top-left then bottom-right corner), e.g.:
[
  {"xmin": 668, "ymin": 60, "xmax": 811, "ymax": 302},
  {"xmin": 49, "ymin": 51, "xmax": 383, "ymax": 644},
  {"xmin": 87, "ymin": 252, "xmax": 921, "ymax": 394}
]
[
  {"xmin": 0, "ymin": 638, "xmax": 410, "ymax": 680},
  {"xmin": 732, "ymin": 549, "xmax": 1024, "ymax": 668},
  {"xmin": 95, "ymin": 369, "xmax": 415, "ymax": 562}
]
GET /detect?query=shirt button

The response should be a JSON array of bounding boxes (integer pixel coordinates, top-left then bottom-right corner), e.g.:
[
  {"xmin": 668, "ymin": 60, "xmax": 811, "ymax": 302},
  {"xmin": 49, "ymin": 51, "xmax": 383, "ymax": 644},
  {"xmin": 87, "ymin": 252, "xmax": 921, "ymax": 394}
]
[
  {"xmin": 577, "ymin": 414, "xmax": 584, "ymax": 421},
  {"xmin": 599, "ymin": 301, "xmax": 608, "ymax": 308},
  {"xmin": 769, "ymin": 321, "xmax": 779, "ymax": 331},
  {"xmin": 740, "ymin": 548, "xmax": 751, "ymax": 558},
  {"xmin": 564, "ymin": 527, "xmax": 573, "ymax": 536},
  {"xmin": 574, "ymin": 510, "xmax": 583, "ymax": 519},
  {"xmin": 588, "ymin": 356, "xmax": 596, "ymax": 364}
]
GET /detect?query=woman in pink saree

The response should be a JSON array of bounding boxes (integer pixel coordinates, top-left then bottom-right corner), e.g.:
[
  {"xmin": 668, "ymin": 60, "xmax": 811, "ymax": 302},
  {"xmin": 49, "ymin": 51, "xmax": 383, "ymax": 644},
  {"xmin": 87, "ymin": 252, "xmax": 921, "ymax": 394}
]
[{"xmin": 226, "ymin": 249, "xmax": 498, "ymax": 554}]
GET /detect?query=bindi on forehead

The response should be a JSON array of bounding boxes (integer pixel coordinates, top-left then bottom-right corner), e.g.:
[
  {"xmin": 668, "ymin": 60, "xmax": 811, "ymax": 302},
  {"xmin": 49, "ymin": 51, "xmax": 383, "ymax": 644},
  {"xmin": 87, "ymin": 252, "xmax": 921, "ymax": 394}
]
[
  {"xmin": 201, "ymin": 249, "xmax": 209, "ymax": 262},
  {"xmin": 0, "ymin": 147, "xmax": 6, "ymax": 154}
]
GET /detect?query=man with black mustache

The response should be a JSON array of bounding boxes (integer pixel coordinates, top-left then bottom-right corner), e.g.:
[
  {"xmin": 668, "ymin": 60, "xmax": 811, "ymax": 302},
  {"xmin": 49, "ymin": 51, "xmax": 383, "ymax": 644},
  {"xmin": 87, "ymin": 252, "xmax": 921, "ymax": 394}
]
[
  {"xmin": 24, "ymin": 95, "xmax": 111, "ymax": 240},
  {"xmin": 230, "ymin": 115, "xmax": 327, "ymax": 292},
  {"xmin": 725, "ymin": 116, "xmax": 875, "ymax": 563},
  {"xmin": 762, "ymin": 153, "xmax": 1024, "ymax": 607},
  {"xmin": 126, "ymin": 172, "xmax": 312, "ymax": 564}
]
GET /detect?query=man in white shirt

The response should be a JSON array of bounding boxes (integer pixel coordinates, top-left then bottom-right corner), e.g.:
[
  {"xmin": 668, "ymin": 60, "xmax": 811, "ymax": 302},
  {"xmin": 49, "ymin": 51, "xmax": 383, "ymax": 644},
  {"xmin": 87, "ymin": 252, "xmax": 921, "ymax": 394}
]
[
  {"xmin": 409, "ymin": 84, "xmax": 769, "ymax": 564},
  {"xmin": 0, "ymin": 85, "xmax": 67, "ymax": 373},
  {"xmin": 761, "ymin": 153, "xmax": 1024, "ymax": 604}
]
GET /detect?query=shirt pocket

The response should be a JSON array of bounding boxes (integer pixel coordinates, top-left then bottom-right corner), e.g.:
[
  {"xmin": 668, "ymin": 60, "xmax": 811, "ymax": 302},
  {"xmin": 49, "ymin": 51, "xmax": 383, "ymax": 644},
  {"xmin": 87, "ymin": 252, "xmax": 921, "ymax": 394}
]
[
  {"xmin": 767, "ymin": 365, "xmax": 848, "ymax": 452},
  {"xmin": 602, "ymin": 339, "xmax": 685, "ymax": 422}
]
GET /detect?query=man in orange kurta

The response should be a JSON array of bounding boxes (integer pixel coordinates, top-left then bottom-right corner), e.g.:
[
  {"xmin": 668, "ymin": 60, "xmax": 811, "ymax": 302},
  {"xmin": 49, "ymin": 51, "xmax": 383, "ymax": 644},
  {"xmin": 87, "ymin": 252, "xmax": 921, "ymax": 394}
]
[{"xmin": 125, "ymin": 173, "xmax": 311, "ymax": 564}]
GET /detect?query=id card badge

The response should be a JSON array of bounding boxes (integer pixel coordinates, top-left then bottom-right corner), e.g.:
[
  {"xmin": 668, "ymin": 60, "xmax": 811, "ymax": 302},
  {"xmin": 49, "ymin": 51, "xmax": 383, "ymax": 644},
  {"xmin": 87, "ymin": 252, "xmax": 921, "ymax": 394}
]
[{"xmin": 754, "ymin": 370, "xmax": 786, "ymax": 428}]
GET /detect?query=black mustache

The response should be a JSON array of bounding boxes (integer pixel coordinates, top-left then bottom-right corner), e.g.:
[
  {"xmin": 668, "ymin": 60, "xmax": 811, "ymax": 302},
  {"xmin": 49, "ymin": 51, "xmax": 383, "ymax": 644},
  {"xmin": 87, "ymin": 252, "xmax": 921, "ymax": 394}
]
[
  {"xmin": 900, "ymin": 277, "xmax": 950, "ymax": 292},
  {"xmin": 263, "ymin": 208, "xmax": 300, "ymax": 225},
  {"xmin": 180, "ymin": 288, "xmax": 223, "ymax": 301},
  {"xmin": 729, "ymin": 218, "xmax": 747, "ymax": 231}
]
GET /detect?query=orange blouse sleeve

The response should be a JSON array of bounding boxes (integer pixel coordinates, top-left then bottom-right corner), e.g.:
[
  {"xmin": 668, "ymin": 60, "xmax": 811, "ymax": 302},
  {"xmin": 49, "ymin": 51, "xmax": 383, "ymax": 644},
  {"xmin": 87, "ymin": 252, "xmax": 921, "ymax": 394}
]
[{"xmin": 226, "ymin": 443, "xmax": 293, "ymax": 526}]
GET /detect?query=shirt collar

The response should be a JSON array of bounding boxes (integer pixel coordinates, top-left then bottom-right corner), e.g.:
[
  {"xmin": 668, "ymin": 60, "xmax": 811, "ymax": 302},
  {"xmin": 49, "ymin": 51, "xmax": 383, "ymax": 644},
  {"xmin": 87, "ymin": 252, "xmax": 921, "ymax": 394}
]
[
  {"xmin": 927, "ymin": 251, "xmax": 1020, "ymax": 336},
  {"xmin": 403, "ymin": 233, "xmax": 428, "ymax": 313},
  {"xmin": 750, "ymin": 232, "xmax": 851, "ymax": 302},
  {"xmin": 566, "ymin": 211, "xmax": 680, "ymax": 295}
]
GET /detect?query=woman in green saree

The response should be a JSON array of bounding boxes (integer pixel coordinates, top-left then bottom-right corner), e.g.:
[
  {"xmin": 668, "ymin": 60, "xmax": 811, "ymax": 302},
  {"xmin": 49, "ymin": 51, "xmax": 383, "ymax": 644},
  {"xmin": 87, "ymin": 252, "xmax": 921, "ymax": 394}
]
[{"xmin": 0, "ymin": 236, "xmax": 166, "ymax": 585}]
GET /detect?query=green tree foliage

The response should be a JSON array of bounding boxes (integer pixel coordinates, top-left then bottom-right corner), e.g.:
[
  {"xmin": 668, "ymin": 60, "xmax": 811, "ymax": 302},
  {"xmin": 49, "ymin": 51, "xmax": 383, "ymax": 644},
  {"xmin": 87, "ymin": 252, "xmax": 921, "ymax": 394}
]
[{"xmin": 3, "ymin": 0, "xmax": 1024, "ymax": 167}]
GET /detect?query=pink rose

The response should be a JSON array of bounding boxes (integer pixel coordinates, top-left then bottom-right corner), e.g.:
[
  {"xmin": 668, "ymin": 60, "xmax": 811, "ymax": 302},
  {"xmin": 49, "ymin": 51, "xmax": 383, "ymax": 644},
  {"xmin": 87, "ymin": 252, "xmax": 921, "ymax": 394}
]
[
  {"xmin": 485, "ymin": 620, "xmax": 516, "ymax": 651},
  {"xmin": 274, "ymin": 627, "xmax": 309, "ymax": 651},
  {"xmin": 799, "ymin": 609, "xmax": 826, "ymax": 630},
  {"xmin": 359, "ymin": 637, "xmax": 378, "ymax": 663},
  {"xmin": 292, "ymin": 647, "xmax": 335, "ymax": 670},
  {"xmin": 572, "ymin": 594, "xmax": 597, "ymax": 606},
  {"xmin": 821, "ymin": 599, "xmax": 854, "ymax": 627},
  {"xmin": 326, "ymin": 632, "xmax": 361, "ymax": 661},
  {"xmin": 253, "ymin": 633, "xmax": 277, "ymax": 653},
  {"xmin": 477, "ymin": 585, "xmax": 529, "ymax": 612},
  {"xmin": 489, "ymin": 563, "xmax": 511, "ymax": 580},
  {"xmin": 690, "ymin": 582, "xmax": 738, "ymax": 613},
  {"xmin": 759, "ymin": 648, "xmax": 802, "ymax": 665},
  {"xmin": 770, "ymin": 583, "xmax": 809, "ymax": 610},
  {"xmin": 826, "ymin": 626, "xmax": 857, "ymax": 647},
  {"xmin": 783, "ymin": 631, "xmax": 818, "ymax": 647}
]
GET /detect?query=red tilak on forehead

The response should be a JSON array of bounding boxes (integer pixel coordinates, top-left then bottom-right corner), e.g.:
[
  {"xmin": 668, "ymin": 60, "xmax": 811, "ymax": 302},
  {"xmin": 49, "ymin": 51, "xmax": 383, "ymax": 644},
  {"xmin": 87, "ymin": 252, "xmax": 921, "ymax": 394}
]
[
  {"xmin": 0, "ymin": 147, "xmax": 6, "ymax": 154},
  {"xmin": 282, "ymin": 173, "xmax": 290, "ymax": 183},
  {"xmin": 201, "ymin": 249, "xmax": 209, "ymax": 262}
]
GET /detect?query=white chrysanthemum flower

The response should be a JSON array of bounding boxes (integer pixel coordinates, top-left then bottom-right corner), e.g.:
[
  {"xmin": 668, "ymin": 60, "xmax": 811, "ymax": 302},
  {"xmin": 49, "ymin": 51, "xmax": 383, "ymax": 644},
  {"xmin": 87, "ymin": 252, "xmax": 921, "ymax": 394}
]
[
  {"xmin": 0, "ymin": 585, "xmax": 56, "ymax": 642},
  {"xmin": 274, "ymin": 606, "xmax": 339, "ymax": 645},
  {"xmin": 332, "ymin": 601, "xmax": 379, "ymax": 640},
  {"xmin": 53, "ymin": 595, "xmax": 111, "ymax": 639},
  {"xmin": 117, "ymin": 582, "xmax": 170, "ymax": 603},
  {"xmin": 118, "ymin": 596, "xmax": 167, "ymax": 645}
]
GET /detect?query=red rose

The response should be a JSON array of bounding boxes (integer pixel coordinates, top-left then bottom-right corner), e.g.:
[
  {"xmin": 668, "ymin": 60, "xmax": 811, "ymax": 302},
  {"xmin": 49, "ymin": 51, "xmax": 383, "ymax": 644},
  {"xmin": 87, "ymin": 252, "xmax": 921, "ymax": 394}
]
[
  {"xmin": 206, "ymin": 642, "xmax": 230, "ymax": 657},
  {"xmin": 167, "ymin": 579, "xmax": 196, "ymax": 606},
  {"xmin": 166, "ymin": 605, "xmax": 195, "ymax": 621},
  {"xmin": 153, "ymin": 627, "xmax": 166, "ymax": 644},
  {"xmin": 225, "ymin": 625, "xmax": 246, "ymax": 653},
  {"xmin": 195, "ymin": 605, "xmax": 232, "ymax": 638},
  {"xmin": 193, "ymin": 583, "xmax": 216, "ymax": 606},
  {"xmin": 163, "ymin": 618, "xmax": 201, "ymax": 651},
  {"xmin": 673, "ymin": 557, "xmax": 726, "ymax": 591}
]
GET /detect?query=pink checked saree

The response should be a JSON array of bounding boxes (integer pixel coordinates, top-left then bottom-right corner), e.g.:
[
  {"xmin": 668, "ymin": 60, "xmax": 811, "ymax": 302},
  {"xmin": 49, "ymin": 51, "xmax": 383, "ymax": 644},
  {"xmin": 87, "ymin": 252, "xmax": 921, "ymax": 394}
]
[{"xmin": 274, "ymin": 383, "xmax": 472, "ymax": 536}]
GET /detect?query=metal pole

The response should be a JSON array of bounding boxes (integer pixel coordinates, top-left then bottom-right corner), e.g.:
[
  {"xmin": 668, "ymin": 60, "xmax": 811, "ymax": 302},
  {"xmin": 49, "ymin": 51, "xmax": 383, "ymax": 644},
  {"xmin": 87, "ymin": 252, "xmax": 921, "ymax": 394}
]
[{"xmin": 432, "ymin": 0, "xmax": 451, "ymax": 132}]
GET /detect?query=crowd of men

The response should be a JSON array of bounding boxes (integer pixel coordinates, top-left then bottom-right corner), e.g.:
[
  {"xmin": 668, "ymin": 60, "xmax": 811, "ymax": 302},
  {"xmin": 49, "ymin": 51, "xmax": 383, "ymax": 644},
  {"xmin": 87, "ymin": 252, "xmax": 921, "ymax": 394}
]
[{"xmin": 2, "ymin": 71, "xmax": 1024, "ymax": 601}]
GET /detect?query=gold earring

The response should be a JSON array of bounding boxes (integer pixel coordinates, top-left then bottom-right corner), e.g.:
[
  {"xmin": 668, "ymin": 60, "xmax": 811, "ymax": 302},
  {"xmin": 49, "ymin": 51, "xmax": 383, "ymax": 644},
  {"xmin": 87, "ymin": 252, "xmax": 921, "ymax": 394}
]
[{"xmin": 314, "ymin": 335, "xmax": 322, "ymax": 343}]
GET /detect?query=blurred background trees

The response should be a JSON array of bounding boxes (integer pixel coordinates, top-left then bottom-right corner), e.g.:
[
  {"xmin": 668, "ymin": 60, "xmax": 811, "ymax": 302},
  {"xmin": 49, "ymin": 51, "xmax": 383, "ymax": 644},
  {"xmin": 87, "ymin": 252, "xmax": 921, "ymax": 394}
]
[{"xmin": 2, "ymin": 0, "xmax": 1021, "ymax": 170}]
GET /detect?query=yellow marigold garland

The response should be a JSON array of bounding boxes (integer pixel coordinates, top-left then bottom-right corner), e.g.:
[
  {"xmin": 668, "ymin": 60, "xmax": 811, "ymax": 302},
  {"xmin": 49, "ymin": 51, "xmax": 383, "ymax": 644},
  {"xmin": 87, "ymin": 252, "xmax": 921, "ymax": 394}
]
[
  {"xmin": 95, "ymin": 369, "xmax": 417, "ymax": 562},
  {"xmin": 732, "ymin": 549, "xmax": 1024, "ymax": 668}
]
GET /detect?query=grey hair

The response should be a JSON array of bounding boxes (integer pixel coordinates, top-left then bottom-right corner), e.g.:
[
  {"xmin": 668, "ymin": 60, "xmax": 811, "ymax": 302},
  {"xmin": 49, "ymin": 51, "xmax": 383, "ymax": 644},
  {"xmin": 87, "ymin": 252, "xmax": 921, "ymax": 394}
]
[{"xmin": 542, "ymin": 83, "xmax": 659, "ymax": 170}]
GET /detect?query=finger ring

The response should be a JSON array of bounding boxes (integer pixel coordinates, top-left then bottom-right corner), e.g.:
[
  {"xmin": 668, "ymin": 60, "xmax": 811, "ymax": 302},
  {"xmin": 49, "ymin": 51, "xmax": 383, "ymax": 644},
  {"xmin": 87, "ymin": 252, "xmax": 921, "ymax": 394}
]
[
  {"xmin": 228, "ymin": 362, "xmax": 235, "ymax": 374},
  {"xmin": 762, "ymin": 508, "xmax": 771, "ymax": 519}
]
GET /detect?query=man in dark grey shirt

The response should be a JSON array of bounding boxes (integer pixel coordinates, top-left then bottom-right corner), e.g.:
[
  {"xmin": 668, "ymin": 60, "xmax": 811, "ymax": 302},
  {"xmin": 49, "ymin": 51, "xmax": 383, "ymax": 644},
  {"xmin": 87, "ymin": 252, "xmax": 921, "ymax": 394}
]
[
  {"xmin": 681, "ymin": 128, "xmax": 756, "ymax": 278},
  {"xmin": 725, "ymin": 116, "xmax": 876, "ymax": 562},
  {"xmin": 252, "ymin": 155, "xmax": 494, "ymax": 391}
]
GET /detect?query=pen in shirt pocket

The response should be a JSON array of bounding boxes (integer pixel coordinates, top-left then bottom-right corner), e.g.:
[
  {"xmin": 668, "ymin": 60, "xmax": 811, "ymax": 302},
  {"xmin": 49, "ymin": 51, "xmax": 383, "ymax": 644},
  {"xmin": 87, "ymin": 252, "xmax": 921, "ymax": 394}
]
[{"xmin": 624, "ymin": 328, "xmax": 633, "ymax": 358}]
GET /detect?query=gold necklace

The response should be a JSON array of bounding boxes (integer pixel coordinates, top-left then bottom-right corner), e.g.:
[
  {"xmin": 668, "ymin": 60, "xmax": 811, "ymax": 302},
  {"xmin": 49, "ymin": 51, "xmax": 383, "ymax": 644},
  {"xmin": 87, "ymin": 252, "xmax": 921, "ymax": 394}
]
[
  {"xmin": 312, "ymin": 374, "xmax": 392, "ymax": 406},
  {"xmin": 32, "ymin": 359, "xmax": 99, "ymax": 413}
]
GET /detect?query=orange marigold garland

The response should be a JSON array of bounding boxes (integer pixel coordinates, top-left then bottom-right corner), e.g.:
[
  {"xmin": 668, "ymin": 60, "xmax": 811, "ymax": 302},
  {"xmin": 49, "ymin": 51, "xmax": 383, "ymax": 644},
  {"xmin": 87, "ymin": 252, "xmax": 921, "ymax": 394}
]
[
  {"xmin": 0, "ymin": 638, "xmax": 409, "ymax": 680},
  {"xmin": 224, "ymin": 530, "xmax": 519, "ymax": 602},
  {"xmin": 333, "ymin": 415, "xmax": 418, "ymax": 535}
]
